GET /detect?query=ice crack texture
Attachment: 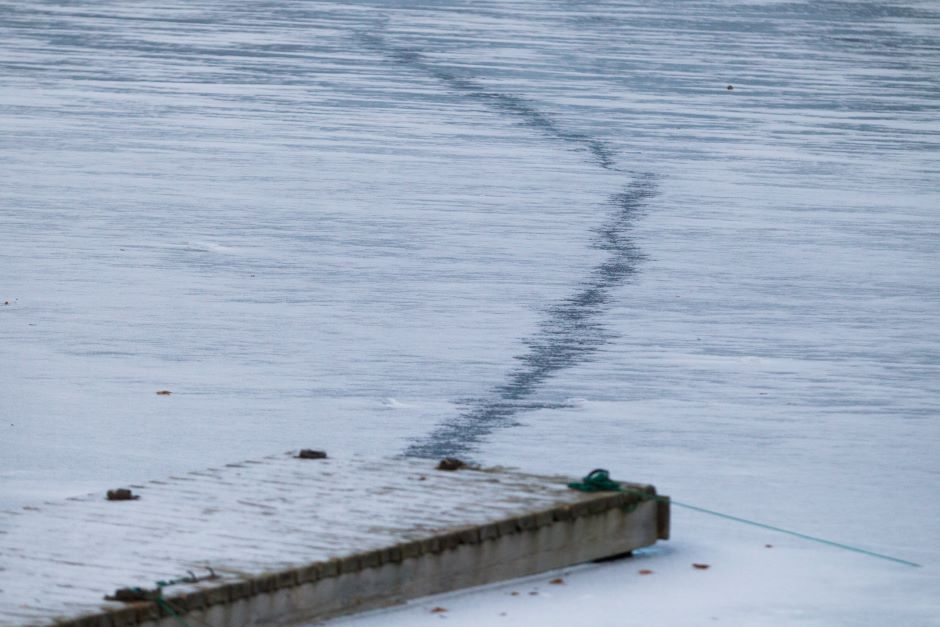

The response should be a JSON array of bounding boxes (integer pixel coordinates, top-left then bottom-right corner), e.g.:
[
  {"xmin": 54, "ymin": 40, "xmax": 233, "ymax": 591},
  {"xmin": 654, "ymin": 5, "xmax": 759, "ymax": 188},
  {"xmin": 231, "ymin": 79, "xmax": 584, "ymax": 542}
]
[
  {"xmin": 359, "ymin": 31, "xmax": 656, "ymax": 458},
  {"xmin": 358, "ymin": 32, "xmax": 619, "ymax": 172},
  {"xmin": 407, "ymin": 176, "xmax": 655, "ymax": 459}
]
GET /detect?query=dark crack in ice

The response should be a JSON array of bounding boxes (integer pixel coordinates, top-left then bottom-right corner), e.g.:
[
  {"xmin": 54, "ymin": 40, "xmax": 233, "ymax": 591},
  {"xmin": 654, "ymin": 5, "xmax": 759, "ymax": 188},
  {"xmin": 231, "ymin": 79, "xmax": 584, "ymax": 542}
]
[{"xmin": 359, "ymin": 31, "xmax": 655, "ymax": 459}]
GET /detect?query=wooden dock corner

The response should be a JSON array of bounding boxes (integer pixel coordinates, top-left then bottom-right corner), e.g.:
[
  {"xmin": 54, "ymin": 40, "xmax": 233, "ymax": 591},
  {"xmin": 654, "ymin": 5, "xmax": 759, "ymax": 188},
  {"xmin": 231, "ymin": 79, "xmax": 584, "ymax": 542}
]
[{"xmin": 0, "ymin": 454, "xmax": 669, "ymax": 626}]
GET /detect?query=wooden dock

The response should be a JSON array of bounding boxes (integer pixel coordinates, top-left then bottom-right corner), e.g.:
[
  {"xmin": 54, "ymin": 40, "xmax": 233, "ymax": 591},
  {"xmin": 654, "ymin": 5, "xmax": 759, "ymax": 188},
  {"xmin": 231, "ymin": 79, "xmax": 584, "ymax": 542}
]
[{"xmin": 0, "ymin": 453, "xmax": 669, "ymax": 626}]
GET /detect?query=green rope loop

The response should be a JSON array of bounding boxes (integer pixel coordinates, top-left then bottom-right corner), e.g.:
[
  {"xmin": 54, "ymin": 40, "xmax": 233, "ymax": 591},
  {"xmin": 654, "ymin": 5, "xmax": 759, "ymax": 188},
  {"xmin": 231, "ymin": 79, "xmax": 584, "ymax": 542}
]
[{"xmin": 567, "ymin": 468, "xmax": 624, "ymax": 492}]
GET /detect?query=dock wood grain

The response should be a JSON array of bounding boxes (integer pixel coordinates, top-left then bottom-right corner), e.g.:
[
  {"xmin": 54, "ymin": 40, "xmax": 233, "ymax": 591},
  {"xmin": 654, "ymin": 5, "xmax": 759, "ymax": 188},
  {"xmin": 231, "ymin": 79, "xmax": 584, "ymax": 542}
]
[{"xmin": 0, "ymin": 454, "xmax": 669, "ymax": 626}]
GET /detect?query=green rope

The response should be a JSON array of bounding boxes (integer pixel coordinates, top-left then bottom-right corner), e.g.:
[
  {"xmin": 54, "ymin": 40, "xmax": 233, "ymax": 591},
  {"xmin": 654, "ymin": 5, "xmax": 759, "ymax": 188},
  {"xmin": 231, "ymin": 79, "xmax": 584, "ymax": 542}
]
[
  {"xmin": 151, "ymin": 569, "xmax": 221, "ymax": 627},
  {"xmin": 568, "ymin": 469, "xmax": 921, "ymax": 568},
  {"xmin": 117, "ymin": 587, "xmax": 191, "ymax": 627},
  {"xmin": 157, "ymin": 576, "xmax": 194, "ymax": 588},
  {"xmin": 670, "ymin": 500, "xmax": 922, "ymax": 568},
  {"xmin": 155, "ymin": 596, "xmax": 192, "ymax": 627},
  {"xmin": 110, "ymin": 570, "xmax": 219, "ymax": 627}
]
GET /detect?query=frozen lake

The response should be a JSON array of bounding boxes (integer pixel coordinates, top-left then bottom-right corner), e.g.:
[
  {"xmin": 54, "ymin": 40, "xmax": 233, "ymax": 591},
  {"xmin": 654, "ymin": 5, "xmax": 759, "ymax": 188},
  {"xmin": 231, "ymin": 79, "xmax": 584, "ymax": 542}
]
[{"xmin": 2, "ymin": 1, "xmax": 939, "ymax": 624}]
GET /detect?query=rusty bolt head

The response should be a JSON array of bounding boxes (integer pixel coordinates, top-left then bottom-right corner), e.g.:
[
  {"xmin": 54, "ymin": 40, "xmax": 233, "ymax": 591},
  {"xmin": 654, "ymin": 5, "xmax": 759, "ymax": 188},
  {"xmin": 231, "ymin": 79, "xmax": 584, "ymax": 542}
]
[
  {"xmin": 106, "ymin": 587, "xmax": 154, "ymax": 602},
  {"xmin": 436, "ymin": 458, "xmax": 466, "ymax": 471},
  {"xmin": 106, "ymin": 488, "xmax": 139, "ymax": 501}
]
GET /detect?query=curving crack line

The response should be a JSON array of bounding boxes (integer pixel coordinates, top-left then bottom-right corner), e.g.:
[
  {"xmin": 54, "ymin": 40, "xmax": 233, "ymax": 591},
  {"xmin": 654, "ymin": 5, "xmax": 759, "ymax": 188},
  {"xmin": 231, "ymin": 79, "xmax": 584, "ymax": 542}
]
[{"xmin": 358, "ymin": 31, "xmax": 657, "ymax": 459}]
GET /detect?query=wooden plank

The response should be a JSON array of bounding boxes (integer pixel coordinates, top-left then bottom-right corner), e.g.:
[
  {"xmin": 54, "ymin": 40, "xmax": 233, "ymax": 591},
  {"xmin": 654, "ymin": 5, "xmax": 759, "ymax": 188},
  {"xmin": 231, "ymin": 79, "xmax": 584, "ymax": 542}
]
[{"xmin": 0, "ymin": 453, "xmax": 668, "ymax": 626}]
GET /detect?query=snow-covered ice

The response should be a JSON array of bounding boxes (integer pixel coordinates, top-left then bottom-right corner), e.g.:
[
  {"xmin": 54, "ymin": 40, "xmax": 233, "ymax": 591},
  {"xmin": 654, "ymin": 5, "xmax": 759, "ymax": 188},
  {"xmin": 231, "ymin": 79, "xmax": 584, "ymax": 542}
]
[{"xmin": 1, "ymin": 0, "xmax": 938, "ymax": 624}]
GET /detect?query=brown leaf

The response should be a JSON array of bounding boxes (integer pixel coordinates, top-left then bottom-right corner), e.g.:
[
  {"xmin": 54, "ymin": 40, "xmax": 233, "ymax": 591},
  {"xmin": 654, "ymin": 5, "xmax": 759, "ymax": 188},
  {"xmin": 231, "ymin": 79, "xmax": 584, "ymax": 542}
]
[
  {"xmin": 156, "ymin": 390, "xmax": 172, "ymax": 396},
  {"xmin": 638, "ymin": 569, "xmax": 654, "ymax": 575},
  {"xmin": 549, "ymin": 578, "xmax": 565, "ymax": 585},
  {"xmin": 692, "ymin": 563, "xmax": 710, "ymax": 570},
  {"xmin": 430, "ymin": 607, "xmax": 448, "ymax": 614},
  {"xmin": 510, "ymin": 591, "xmax": 519, "ymax": 596}
]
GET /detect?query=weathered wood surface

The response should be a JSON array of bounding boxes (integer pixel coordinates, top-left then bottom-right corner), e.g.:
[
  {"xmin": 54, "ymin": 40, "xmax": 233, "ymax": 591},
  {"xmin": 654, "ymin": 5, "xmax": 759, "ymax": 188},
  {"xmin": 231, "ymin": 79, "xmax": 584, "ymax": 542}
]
[{"xmin": 0, "ymin": 453, "xmax": 668, "ymax": 626}]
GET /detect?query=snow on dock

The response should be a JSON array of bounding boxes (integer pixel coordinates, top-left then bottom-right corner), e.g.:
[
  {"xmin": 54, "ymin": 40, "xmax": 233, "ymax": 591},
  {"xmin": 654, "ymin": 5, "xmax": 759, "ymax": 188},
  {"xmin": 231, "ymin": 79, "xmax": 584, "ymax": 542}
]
[{"xmin": 0, "ymin": 453, "xmax": 668, "ymax": 626}]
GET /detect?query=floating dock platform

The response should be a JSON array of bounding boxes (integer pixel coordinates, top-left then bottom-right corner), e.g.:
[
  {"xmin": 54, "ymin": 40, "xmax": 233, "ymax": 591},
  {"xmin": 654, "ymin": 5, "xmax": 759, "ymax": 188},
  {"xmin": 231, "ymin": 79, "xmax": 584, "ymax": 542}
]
[{"xmin": 0, "ymin": 453, "xmax": 669, "ymax": 626}]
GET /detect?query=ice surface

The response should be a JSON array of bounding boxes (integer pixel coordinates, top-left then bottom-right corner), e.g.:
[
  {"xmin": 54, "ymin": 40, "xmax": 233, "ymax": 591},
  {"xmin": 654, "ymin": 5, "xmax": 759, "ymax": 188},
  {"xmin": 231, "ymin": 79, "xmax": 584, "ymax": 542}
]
[{"xmin": 1, "ymin": 0, "xmax": 938, "ymax": 624}]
